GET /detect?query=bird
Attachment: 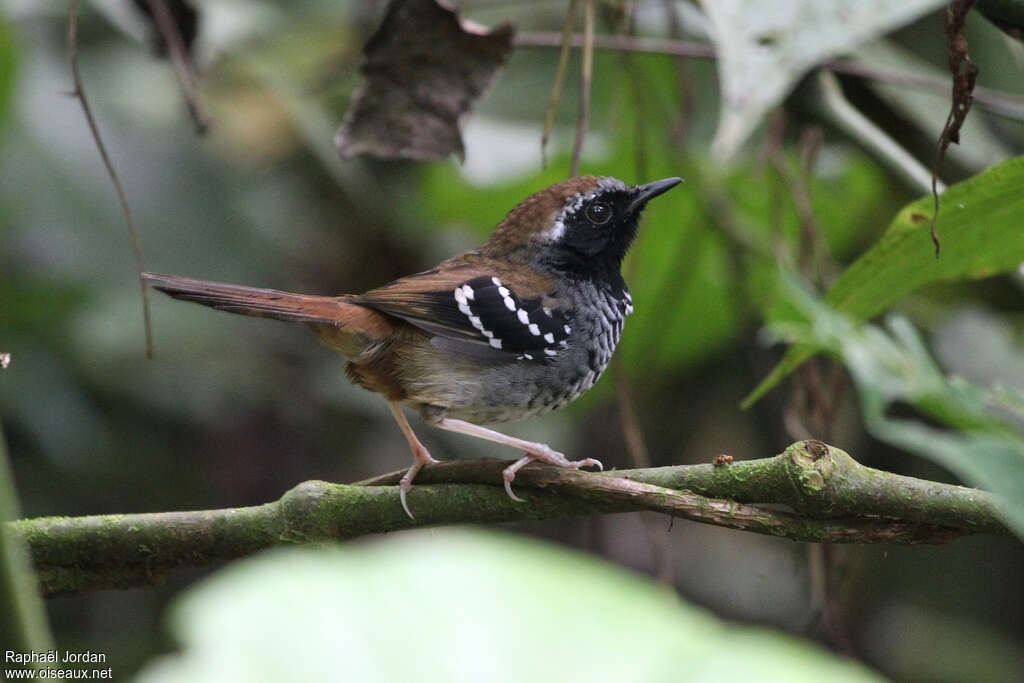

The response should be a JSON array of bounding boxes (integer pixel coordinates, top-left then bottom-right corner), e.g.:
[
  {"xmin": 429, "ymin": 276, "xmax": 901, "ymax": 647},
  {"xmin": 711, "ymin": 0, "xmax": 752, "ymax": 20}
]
[{"xmin": 143, "ymin": 175, "xmax": 682, "ymax": 517}]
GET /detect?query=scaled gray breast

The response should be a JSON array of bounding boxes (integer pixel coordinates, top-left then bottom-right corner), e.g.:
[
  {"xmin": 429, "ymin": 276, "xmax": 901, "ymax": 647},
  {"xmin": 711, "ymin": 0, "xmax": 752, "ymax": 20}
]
[{"xmin": 545, "ymin": 282, "xmax": 633, "ymax": 412}]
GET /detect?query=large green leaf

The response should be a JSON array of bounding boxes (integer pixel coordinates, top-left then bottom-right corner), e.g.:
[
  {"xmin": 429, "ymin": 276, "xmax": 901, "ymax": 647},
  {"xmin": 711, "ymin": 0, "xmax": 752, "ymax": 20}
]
[
  {"xmin": 744, "ymin": 155, "xmax": 1024, "ymax": 408},
  {"xmin": 134, "ymin": 531, "xmax": 881, "ymax": 683}
]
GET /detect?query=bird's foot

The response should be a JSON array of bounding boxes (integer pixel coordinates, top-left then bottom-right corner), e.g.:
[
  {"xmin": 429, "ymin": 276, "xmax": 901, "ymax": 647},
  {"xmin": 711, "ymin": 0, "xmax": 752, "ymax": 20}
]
[
  {"xmin": 502, "ymin": 455, "xmax": 534, "ymax": 502},
  {"xmin": 398, "ymin": 443, "xmax": 438, "ymax": 520},
  {"xmin": 501, "ymin": 449, "xmax": 603, "ymax": 503},
  {"xmin": 568, "ymin": 456, "xmax": 603, "ymax": 472}
]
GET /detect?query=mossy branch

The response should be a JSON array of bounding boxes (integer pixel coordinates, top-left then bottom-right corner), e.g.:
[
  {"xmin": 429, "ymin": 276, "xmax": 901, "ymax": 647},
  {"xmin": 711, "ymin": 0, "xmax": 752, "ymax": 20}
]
[{"xmin": 7, "ymin": 441, "xmax": 1012, "ymax": 597}]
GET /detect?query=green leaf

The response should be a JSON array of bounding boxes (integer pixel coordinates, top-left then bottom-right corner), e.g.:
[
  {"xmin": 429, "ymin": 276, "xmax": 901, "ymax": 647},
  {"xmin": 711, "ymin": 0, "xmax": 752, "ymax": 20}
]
[
  {"xmin": 134, "ymin": 531, "xmax": 881, "ymax": 683},
  {"xmin": 744, "ymin": 155, "xmax": 1024, "ymax": 408}
]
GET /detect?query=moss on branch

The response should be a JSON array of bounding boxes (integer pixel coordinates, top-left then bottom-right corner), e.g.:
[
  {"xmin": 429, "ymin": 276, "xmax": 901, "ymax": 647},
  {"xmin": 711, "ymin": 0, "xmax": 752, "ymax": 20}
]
[{"xmin": 7, "ymin": 441, "xmax": 1011, "ymax": 596}]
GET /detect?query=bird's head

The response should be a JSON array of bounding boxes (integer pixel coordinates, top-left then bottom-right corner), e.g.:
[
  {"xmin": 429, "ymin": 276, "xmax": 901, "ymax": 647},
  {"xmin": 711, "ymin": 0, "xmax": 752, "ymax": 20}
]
[{"xmin": 482, "ymin": 175, "xmax": 682, "ymax": 281}]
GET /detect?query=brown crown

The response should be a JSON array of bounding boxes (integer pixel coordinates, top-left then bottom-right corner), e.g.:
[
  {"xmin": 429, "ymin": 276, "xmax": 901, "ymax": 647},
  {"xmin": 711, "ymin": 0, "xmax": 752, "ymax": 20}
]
[{"xmin": 482, "ymin": 176, "xmax": 613, "ymax": 256}]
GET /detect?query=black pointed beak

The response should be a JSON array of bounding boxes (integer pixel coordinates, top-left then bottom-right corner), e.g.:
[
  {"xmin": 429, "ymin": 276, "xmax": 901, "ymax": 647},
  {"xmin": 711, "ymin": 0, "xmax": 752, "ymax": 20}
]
[{"xmin": 629, "ymin": 177, "xmax": 683, "ymax": 213}]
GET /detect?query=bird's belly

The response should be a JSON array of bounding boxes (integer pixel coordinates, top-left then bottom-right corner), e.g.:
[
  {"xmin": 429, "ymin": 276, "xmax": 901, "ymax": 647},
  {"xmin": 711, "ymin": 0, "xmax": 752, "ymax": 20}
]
[{"xmin": 412, "ymin": 314, "xmax": 624, "ymax": 424}]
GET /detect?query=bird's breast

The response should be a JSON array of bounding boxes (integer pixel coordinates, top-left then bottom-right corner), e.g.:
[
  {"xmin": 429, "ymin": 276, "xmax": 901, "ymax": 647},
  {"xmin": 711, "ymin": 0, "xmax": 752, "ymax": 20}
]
[
  {"xmin": 422, "ymin": 282, "xmax": 631, "ymax": 423},
  {"xmin": 547, "ymin": 282, "xmax": 632, "ymax": 407}
]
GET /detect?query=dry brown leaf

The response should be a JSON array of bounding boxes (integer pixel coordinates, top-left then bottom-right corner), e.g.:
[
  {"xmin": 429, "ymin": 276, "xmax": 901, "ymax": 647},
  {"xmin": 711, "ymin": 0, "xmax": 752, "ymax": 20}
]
[{"xmin": 335, "ymin": 0, "xmax": 514, "ymax": 161}]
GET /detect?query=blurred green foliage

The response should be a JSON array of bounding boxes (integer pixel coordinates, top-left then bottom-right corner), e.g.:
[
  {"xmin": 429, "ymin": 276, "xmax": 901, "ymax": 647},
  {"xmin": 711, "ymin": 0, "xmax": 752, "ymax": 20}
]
[
  {"xmin": 135, "ymin": 531, "xmax": 882, "ymax": 683},
  {"xmin": 0, "ymin": 2, "xmax": 1023, "ymax": 681},
  {"xmin": 748, "ymin": 155, "xmax": 1024, "ymax": 406},
  {"xmin": 0, "ymin": 14, "xmax": 15, "ymax": 132}
]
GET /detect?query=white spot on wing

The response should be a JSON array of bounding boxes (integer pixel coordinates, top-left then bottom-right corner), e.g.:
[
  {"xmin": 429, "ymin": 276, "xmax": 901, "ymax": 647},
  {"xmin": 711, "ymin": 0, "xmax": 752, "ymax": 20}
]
[
  {"xmin": 517, "ymin": 309, "xmax": 529, "ymax": 324},
  {"xmin": 489, "ymin": 338, "xmax": 502, "ymax": 349},
  {"xmin": 528, "ymin": 323, "xmax": 540, "ymax": 336},
  {"xmin": 543, "ymin": 332, "xmax": 555, "ymax": 344}
]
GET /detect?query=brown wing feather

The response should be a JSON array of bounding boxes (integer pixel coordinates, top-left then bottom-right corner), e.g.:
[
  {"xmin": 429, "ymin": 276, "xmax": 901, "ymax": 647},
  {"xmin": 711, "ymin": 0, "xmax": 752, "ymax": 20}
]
[{"xmin": 353, "ymin": 253, "xmax": 555, "ymax": 313}]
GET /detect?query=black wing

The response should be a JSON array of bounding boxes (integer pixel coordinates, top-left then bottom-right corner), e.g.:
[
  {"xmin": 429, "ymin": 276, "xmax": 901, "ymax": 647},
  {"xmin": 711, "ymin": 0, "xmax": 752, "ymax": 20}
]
[{"xmin": 357, "ymin": 275, "xmax": 572, "ymax": 361}]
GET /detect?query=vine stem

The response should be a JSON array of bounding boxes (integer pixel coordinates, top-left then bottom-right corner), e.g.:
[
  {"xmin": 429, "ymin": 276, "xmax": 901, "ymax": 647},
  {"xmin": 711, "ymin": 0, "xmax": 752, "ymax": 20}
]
[{"xmin": 68, "ymin": 0, "xmax": 154, "ymax": 358}]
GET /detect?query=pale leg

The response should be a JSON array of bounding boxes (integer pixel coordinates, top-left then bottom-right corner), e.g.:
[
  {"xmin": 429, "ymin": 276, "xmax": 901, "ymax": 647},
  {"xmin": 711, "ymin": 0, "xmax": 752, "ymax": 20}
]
[
  {"xmin": 388, "ymin": 402, "xmax": 438, "ymax": 519},
  {"xmin": 427, "ymin": 417, "xmax": 603, "ymax": 502}
]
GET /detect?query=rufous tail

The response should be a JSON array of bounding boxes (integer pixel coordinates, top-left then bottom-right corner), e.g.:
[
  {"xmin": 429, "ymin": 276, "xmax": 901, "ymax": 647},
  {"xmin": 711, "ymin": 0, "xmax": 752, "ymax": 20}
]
[
  {"xmin": 142, "ymin": 272, "xmax": 395, "ymax": 358},
  {"xmin": 143, "ymin": 272, "xmax": 354, "ymax": 324}
]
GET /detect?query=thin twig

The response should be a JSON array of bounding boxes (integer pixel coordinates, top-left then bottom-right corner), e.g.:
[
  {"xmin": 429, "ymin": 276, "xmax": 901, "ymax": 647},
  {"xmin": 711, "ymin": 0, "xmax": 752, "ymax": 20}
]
[
  {"xmin": 604, "ymin": 2, "xmax": 673, "ymax": 587},
  {"xmin": 807, "ymin": 70, "xmax": 941, "ymax": 196},
  {"xmin": 541, "ymin": 0, "xmax": 579, "ymax": 166},
  {"xmin": 613, "ymin": 360, "xmax": 674, "ymax": 585},
  {"xmin": 569, "ymin": 0, "xmax": 593, "ymax": 177},
  {"xmin": 144, "ymin": 0, "xmax": 208, "ymax": 134},
  {"xmin": 825, "ymin": 60, "xmax": 1024, "ymax": 120},
  {"xmin": 769, "ymin": 121, "xmax": 852, "ymax": 651},
  {"xmin": 67, "ymin": 0, "xmax": 154, "ymax": 358},
  {"xmin": 662, "ymin": 0, "xmax": 696, "ymax": 145},
  {"xmin": 931, "ymin": 0, "xmax": 980, "ymax": 259},
  {"xmin": 513, "ymin": 31, "xmax": 1024, "ymax": 120},
  {"xmin": 613, "ymin": 340, "xmax": 649, "ymax": 470},
  {"xmin": 515, "ymin": 31, "xmax": 716, "ymax": 59}
]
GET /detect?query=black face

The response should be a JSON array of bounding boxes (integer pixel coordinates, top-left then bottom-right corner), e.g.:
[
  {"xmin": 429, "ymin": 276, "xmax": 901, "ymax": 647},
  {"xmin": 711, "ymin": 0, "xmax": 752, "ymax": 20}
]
[{"xmin": 544, "ymin": 178, "xmax": 681, "ymax": 284}]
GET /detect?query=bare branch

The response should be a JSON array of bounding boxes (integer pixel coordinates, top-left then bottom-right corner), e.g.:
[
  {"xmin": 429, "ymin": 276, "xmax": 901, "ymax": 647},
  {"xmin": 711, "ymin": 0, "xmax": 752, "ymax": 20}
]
[
  {"xmin": 144, "ymin": 0, "xmax": 209, "ymax": 133},
  {"xmin": 931, "ymin": 0, "xmax": 980, "ymax": 258},
  {"xmin": 513, "ymin": 31, "xmax": 1024, "ymax": 120},
  {"xmin": 541, "ymin": 0, "xmax": 579, "ymax": 166},
  {"xmin": 569, "ymin": 0, "xmax": 593, "ymax": 177},
  {"xmin": 67, "ymin": 0, "xmax": 154, "ymax": 358}
]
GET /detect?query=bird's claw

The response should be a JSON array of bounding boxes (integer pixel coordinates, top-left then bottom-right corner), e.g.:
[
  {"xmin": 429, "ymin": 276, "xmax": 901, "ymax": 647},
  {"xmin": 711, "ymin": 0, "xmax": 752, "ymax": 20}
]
[
  {"xmin": 500, "ymin": 453, "xmax": 601, "ymax": 503},
  {"xmin": 571, "ymin": 457, "xmax": 602, "ymax": 472},
  {"xmin": 504, "ymin": 477, "xmax": 527, "ymax": 503},
  {"xmin": 399, "ymin": 477, "xmax": 416, "ymax": 520},
  {"xmin": 501, "ymin": 455, "xmax": 535, "ymax": 503}
]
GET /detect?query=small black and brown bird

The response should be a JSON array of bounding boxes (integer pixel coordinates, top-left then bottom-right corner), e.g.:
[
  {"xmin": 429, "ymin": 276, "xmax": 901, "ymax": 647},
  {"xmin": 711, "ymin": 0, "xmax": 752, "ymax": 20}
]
[{"xmin": 143, "ymin": 175, "xmax": 681, "ymax": 516}]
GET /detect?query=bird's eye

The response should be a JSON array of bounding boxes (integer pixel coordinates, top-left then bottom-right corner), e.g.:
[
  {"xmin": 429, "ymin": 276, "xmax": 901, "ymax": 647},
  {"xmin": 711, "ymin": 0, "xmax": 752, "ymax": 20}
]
[{"xmin": 585, "ymin": 202, "xmax": 612, "ymax": 225}]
